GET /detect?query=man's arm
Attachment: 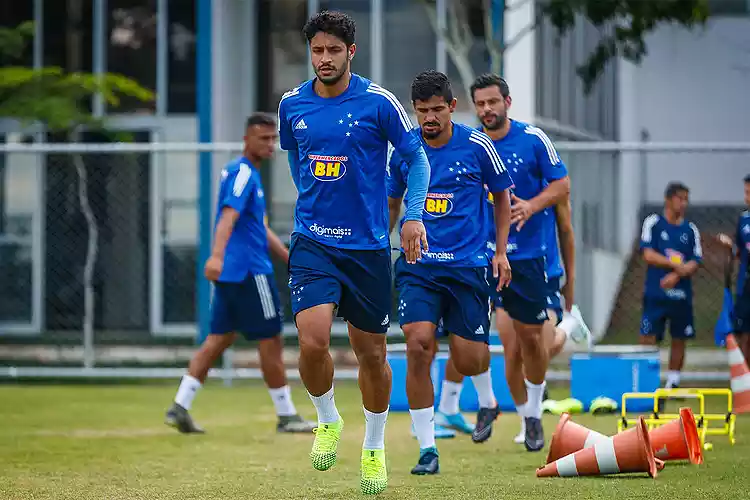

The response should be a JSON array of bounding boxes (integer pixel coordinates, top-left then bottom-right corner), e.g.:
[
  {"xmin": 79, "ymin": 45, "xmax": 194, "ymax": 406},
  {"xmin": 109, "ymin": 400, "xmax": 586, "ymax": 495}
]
[
  {"xmin": 528, "ymin": 177, "xmax": 571, "ymax": 214},
  {"xmin": 675, "ymin": 222, "xmax": 702, "ymax": 278},
  {"xmin": 640, "ymin": 214, "xmax": 676, "ymax": 270},
  {"xmin": 554, "ymin": 197, "xmax": 576, "ymax": 307},
  {"xmin": 493, "ymin": 190, "xmax": 511, "ymax": 256},
  {"xmin": 265, "ymin": 222, "xmax": 289, "ymax": 264},
  {"xmin": 388, "ymin": 197, "xmax": 403, "ymax": 234},
  {"xmin": 212, "ymin": 207, "xmax": 240, "ymax": 260},
  {"xmin": 642, "ymin": 248, "xmax": 679, "ymax": 270}
]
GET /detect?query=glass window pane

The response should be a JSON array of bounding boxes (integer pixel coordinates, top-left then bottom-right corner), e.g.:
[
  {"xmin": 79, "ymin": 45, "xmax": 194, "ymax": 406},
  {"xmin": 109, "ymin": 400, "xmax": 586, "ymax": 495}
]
[
  {"xmin": 0, "ymin": 1, "xmax": 34, "ymax": 67},
  {"xmin": 107, "ymin": 0, "xmax": 157, "ymax": 113},
  {"xmin": 43, "ymin": 0, "xmax": 93, "ymax": 73},
  {"xmin": 167, "ymin": 0, "xmax": 196, "ymax": 113},
  {"xmin": 318, "ymin": 0, "xmax": 372, "ymax": 80},
  {"xmin": 383, "ymin": 0, "xmax": 436, "ymax": 104},
  {"xmin": 0, "ymin": 136, "xmax": 38, "ymax": 324},
  {"xmin": 262, "ymin": 0, "xmax": 308, "ymax": 108}
]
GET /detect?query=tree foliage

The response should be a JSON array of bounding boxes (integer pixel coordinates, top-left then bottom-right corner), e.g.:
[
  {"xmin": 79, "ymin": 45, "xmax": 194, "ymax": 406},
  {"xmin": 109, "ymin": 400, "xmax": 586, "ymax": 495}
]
[{"xmin": 0, "ymin": 21, "xmax": 154, "ymax": 133}]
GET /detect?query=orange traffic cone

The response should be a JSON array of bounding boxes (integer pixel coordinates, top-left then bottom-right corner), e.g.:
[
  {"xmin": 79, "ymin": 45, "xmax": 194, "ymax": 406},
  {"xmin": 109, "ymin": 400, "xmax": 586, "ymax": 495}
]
[
  {"xmin": 649, "ymin": 407, "xmax": 703, "ymax": 464},
  {"xmin": 726, "ymin": 334, "xmax": 750, "ymax": 414},
  {"xmin": 537, "ymin": 416, "xmax": 658, "ymax": 478},
  {"xmin": 546, "ymin": 413, "xmax": 665, "ymax": 471}
]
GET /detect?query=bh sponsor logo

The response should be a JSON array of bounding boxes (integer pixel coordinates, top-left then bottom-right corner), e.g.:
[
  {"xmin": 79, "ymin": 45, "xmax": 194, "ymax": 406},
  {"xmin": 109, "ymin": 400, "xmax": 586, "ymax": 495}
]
[
  {"xmin": 308, "ymin": 154, "xmax": 348, "ymax": 181},
  {"xmin": 424, "ymin": 193, "xmax": 454, "ymax": 219},
  {"xmin": 309, "ymin": 223, "xmax": 352, "ymax": 239}
]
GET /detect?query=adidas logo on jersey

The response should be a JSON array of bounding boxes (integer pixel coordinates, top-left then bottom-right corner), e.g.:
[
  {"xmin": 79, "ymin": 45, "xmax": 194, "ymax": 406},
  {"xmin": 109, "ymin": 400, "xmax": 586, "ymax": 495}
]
[
  {"xmin": 295, "ymin": 119, "xmax": 308, "ymax": 130},
  {"xmin": 475, "ymin": 325, "xmax": 485, "ymax": 335}
]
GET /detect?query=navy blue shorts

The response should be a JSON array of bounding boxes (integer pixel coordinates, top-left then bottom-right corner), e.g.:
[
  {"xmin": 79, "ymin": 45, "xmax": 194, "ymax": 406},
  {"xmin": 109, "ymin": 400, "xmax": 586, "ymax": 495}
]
[
  {"xmin": 210, "ymin": 274, "xmax": 282, "ymax": 340},
  {"xmin": 640, "ymin": 297, "xmax": 695, "ymax": 342},
  {"xmin": 733, "ymin": 293, "xmax": 750, "ymax": 334},
  {"xmin": 489, "ymin": 257, "xmax": 549, "ymax": 325},
  {"xmin": 546, "ymin": 276, "xmax": 564, "ymax": 325},
  {"xmin": 394, "ymin": 255, "xmax": 491, "ymax": 343},
  {"xmin": 288, "ymin": 233, "xmax": 392, "ymax": 334}
]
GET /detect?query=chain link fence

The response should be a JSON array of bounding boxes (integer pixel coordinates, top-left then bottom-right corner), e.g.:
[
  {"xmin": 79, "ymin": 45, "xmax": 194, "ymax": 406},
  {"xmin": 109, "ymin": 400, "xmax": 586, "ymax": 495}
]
[{"xmin": 0, "ymin": 141, "xmax": 748, "ymax": 376}]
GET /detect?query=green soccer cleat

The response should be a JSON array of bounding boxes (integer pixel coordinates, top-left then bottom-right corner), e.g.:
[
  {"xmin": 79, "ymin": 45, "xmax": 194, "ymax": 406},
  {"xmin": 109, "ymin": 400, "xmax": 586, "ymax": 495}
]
[
  {"xmin": 361, "ymin": 448, "xmax": 388, "ymax": 495},
  {"xmin": 310, "ymin": 419, "xmax": 343, "ymax": 471}
]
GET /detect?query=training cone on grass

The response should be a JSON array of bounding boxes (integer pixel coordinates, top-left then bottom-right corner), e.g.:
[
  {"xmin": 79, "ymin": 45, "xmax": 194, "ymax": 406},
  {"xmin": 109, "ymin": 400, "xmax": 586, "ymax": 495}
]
[
  {"xmin": 546, "ymin": 413, "xmax": 665, "ymax": 471},
  {"xmin": 649, "ymin": 407, "xmax": 703, "ymax": 464},
  {"xmin": 726, "ymin": 334, "xmax": 750, "ymax": 414},
  {"xmin": 536, "ymin": 416, "xmax": 658, "ymax": 478}
]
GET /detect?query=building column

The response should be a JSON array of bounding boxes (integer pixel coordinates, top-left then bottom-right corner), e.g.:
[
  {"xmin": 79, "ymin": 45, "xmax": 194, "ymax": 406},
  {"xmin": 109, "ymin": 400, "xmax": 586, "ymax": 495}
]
[{"xmin": 503, "ymin": 0, "xmax": 536, "ymax": 123}]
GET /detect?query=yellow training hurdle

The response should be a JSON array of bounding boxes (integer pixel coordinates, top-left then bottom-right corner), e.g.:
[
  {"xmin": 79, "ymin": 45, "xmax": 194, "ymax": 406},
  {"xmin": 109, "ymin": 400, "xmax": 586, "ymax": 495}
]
[{"xmin": 618, "ymin": 388, "xmax": 736, "ymax": 448}]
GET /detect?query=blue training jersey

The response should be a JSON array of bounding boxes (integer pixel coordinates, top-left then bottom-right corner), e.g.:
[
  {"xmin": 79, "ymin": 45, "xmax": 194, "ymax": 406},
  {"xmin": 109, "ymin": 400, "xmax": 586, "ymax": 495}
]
[
  {"xmin": 735, "ymin": 210, "xmax": 750, "ymax": 296},
  {"xmin": 215, "ymin": 157, "xmax": 273, "ymax": 282},
  {"xmin": 484, "ymin": 120, "xmax": 568, "ymax": 261},
  {"xmin": 277, "ymin": 74, "xmax": 422, "ymax": 250},
  {"xmin": 387, "ymin": 122, "xmax": 513, "ymax": 267},
  {"xmin": 640, "ymin": 213, "xmax": 702, "ymax": 301}
]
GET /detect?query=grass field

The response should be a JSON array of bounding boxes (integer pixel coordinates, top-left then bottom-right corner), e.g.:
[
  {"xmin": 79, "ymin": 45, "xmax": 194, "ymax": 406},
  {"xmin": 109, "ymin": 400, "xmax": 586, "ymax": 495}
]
[{"xmin": 1, "ymin": 381, "xmax": 747, "ymax": 499}]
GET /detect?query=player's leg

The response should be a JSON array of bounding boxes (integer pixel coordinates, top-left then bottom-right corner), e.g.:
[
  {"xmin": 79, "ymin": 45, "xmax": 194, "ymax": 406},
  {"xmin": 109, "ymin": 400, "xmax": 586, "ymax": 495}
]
[
  {"xmin": 496, "ymin": 306, "xmax": 527, "ymax": 444},
  {"xmin": 165, "ymin": 282, "xmax": 238, "ymax": 433},
  {"xmin": 288, "ymin": 235, "xmax": 345, "ymax": 471},
  {"xmin": 665, "ymin": 301, "xmax": 696, "ymax": 390},
  {"xmin": 337, "ymin": 246, "xmax": 394, "ymax": 494},
  {"xmin": 435, "ymin": 355, "xmax": 475, "ymax": 434},
  {"xmin": 639, "ymin": 299, "xmax": 667, "ymax": 410},
  {"xmin": 732, "ymin": 296, "xmax": 750, "ymax": 363}
]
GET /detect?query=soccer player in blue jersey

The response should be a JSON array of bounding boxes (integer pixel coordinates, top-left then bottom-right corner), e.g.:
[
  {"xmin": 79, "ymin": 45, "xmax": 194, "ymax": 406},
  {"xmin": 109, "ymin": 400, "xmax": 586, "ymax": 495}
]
[
  {"xmin": 640, "ymin": 182, "xmax": 702, "ymax": 397},
  {"xmin": 470, "ymin": 73, "xmax": 587, "ymax": 452},
  {"xmin": 718, "ymin": 175, "xmax": 750, "ymax": 363},
  {"xmin": 277, "ymin": 11, "xmax": 430, "ymax": 494},
  {"xmin": 165, "ymin": 113, "xmax": 315, "ymax": 435},
  {"xmin": 387, "ymin": 70, "xmax": 513, "ymax": 475}
]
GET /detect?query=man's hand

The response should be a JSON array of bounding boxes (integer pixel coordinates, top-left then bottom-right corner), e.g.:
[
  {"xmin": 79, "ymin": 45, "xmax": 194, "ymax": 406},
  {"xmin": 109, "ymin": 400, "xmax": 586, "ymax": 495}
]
[
  {"xmin": 510, "ymin": 194, "xmax": 534, "ymax": 230},
  {"xmin": 492, "ymin": 252, "xmax": 512, "ymax": 291},
  {"xmin": 717, "ymin": 233, "xmax": 733, "ymax": 249},
  {"xmin": 660, "ymin": 272, "xmax": 680, "ymax": 290},
  {"xmin": 401, "ymin": 220, "xmax": 428, "ymax": 264},
  {"xmin": 561, "ymin": 280, "xmax": 574, "ymax": 312},
  {"xmin": 204, "ymin": 256, "xmax": 223, "ymax": 282}
]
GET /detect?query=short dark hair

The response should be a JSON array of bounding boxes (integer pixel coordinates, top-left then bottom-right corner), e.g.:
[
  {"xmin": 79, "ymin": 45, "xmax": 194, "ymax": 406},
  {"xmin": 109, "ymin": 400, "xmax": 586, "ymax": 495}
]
[
  {"xmin": 411, "ymin": 70, "xmax": 453, "ymax": 103},
  {"xmin": 303, "ymin": 11, "xmax": 356, "ymax": 46},
  {"xmin": 664, "ymin": 181, "xmax": 689, "ymax": 199},
  {"xmin": 246, "ymin": 112, "xmax": 276, "ymax": 130},
  {"xmin": 744, "ymin": 174, "xmax": 750, "ymax": 184},
  {"xmin": 470, "ymin": 73, "xmax": 510, "ymax": 102}
]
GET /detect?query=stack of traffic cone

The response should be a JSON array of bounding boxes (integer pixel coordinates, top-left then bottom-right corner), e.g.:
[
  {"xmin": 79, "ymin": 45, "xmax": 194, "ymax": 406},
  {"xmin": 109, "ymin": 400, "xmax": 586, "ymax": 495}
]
[
  {"xmin": 649, "ymin": 407, "xmax": 703, "ymax": 464},
  {"xmin": 545, "ymin": 413, "xmax": 664, "ymax": 471},
  {"xmin": 726, "ymin": 334, "xmax": 750, "ymax": 414},
  {"xmin": 537, "ymin": 416, "xmax": 658, "ymax": 478}
]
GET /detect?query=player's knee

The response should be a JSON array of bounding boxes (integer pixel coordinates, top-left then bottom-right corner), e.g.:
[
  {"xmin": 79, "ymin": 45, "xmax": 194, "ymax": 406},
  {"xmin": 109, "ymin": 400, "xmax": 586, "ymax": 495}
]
[
  {"xmin": 355, "ymin": 343, "xmax": 387, "ymax": 371},
  {"xmin": 405, "ymin": 338, "xmax": 434, "ymax": 369},
  {"xmin": 451, "ymin": 348, "xmax": 487, "ymax": 377},
  {"xmin": 516, "ymin": 322, "xmax": 543, "ymax": 344},
  {"xmin": 298, "ymin": 331, "xmax": 330, "ymax": 361}
]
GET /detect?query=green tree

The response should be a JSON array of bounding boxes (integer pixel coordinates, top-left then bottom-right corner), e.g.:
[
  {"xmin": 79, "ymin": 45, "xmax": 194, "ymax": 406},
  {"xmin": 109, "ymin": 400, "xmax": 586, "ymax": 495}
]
[
  {"xmin": 420, "ymin": 0, "xmax": 710, "ymax": 101},
  {"xmin": 0, "ymin": 21, "xmax": 154, "ymax": 365}
]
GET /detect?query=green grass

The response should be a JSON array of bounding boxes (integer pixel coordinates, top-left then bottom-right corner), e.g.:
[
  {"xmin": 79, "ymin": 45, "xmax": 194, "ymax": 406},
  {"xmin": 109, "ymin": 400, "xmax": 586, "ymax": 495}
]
[{"xmin": 0, "ymin": 381, "xmax": 747, "ymax": 499}]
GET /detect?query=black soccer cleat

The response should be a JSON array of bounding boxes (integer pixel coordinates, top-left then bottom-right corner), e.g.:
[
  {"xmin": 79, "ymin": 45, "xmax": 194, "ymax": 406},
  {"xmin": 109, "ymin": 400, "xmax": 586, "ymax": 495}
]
[
  {"xmin": 410, "ymin": 448, "xmax": 439, "ymax": 475},
  {"xmin": 165, "ymin": 403, "xmax": 205, "ymax": 434},
  {"xmin": 472, "ymin": 406, "xmax": 501, "ymax": 443},
  {"xmin": 524, "ymin": 417, "xmax": 544, "ymax": 452},
  {"xmin": 277, "ymin": 414, "xmax": 317, "ymax": 433}
]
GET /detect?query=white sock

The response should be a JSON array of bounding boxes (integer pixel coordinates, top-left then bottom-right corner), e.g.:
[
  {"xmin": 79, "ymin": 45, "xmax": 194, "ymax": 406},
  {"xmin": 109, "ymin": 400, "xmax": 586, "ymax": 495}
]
[
  {"xmin": 269, "ymin": 385, "xmax": 297, "ymax": 417},
  {"xmin": 308, "ymin": 386, "xmax": 341, "ymax": 423},
  {"xmin": 438, "ymin": 380, "xmax": 462, "ymax": 415},
  {"xmin": 409, "ymin": 407, "xmax": 436, "ymax": 450},
  {"xmin": 558, "ymin": 313, "xmax": 579, "ymax": 339},
  {"xmin": 174, "ymin": 374, "xmax": 202, "ymax": 411},
  {"xmin": 516, "ymin": 401, "xmax": 529, "ymax": 418},
  {"xmin": 363, "ymin": 406, "xmax": 389, "ymax": 450},
  {"xmin": 666, "ymin": 370, "xmax": 681, "ymax": 388},
  {"xmin": 471, "ymin": 369, "xmax": 497, "ymax": 408},
  {"xmin": 525, "ymin": 379, "xmax": 546, "ymax": 419}
]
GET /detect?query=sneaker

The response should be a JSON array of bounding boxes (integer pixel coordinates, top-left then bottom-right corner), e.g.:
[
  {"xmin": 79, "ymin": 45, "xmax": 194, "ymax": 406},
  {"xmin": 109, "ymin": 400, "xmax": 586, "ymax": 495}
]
[
  {"xmin": 164, "ymin": 403, "xmax": 205, "ymax": 434},
  {"xmin": 471, "ymin": 406, "xmax": 501, "ymax": 443},
  {"xmin": 277, "ymin": 414, "xmax": 317, "ymax": 433},
  {"xmin": 435, "ymin": 411, "xmax": 475, "ymax": 434},
  {"xmin": 410, "ymin": 447, "xmax": 439, "ymax": 475},
  {"xmin": 310, "ymin": 418, "xmax": 344, "ymax": 471},
  {"xmin": 569, "ymin": 305, "xmax": 592, "ymax": 346},
  {"xmin": 361, "ymin": 448, "xmax": 388, "ymax": 495},
  {"xmin": 524, "ymin": 417, "xmax": 544, "ymax": 452}
]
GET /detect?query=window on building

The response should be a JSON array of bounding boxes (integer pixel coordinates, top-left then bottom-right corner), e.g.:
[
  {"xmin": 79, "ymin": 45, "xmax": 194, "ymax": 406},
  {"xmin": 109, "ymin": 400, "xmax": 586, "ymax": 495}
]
[
  {"xmin": 43, "ymin": 0, "xmax": 93, "ymax": 73},
  {"xmin": 318, "ymin": 0, "xmax": 372, "ymax": 80},
  {"xmin": 383, "ymin": 0, "xmax": 436, "ymax": 106},
  {"xmin": 167, "ymin": 0, "xmax": 196, "ymax": 113},
  {"xmin": 107, "ymin": 0, "xmax": 157, "ymax": 113},
  {"xmin": 0, "ymin": 1, "xmax": 34, "ymax": 67}
]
